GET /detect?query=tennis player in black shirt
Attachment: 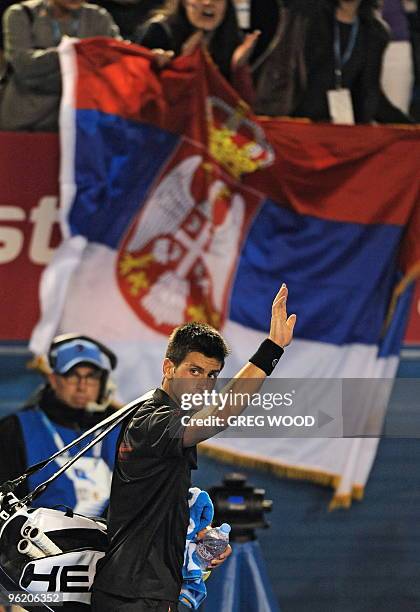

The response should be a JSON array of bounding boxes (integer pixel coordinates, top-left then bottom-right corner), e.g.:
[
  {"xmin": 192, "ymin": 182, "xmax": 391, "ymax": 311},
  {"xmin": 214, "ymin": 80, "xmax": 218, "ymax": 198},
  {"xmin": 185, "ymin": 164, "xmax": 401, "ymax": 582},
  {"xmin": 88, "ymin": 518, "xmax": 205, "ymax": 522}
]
[{"xmin": 92, "ymin": 283, "xmax": 296, "ymax": 611}]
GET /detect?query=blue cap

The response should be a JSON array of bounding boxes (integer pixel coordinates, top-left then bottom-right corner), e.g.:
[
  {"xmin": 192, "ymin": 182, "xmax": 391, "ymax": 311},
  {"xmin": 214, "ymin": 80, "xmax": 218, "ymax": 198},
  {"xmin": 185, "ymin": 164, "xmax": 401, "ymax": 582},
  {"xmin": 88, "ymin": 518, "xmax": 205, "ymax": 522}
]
[{"xmin": 52, "ymin": 339, "xmax": 109, "ymax": 374}]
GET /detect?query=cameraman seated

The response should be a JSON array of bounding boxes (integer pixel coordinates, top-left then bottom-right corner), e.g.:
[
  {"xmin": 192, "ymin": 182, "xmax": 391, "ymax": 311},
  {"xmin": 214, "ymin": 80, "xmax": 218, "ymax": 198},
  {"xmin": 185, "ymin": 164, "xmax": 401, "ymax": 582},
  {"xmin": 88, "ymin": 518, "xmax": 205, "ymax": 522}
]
[{"xmin": 0, "ymin": 334, "xmax": 121, "ymax": 517}]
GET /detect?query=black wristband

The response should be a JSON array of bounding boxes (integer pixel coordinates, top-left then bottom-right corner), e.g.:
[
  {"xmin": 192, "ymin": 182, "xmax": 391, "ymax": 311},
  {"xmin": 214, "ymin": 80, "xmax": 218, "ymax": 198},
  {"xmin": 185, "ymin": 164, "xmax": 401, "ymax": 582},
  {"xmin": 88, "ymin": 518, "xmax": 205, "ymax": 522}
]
[{"xmin": 249, "ymin": 339, "xmax": 284, "ymax": 376}]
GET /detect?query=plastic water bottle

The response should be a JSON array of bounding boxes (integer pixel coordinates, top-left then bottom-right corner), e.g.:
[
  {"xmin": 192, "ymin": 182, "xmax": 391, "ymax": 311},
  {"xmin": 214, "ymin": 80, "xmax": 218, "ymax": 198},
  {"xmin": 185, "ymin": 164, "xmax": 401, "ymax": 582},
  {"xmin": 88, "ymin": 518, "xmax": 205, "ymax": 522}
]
[{"xmin": 195, "ymin": 523, "xmax": 231, "ymax": 569}]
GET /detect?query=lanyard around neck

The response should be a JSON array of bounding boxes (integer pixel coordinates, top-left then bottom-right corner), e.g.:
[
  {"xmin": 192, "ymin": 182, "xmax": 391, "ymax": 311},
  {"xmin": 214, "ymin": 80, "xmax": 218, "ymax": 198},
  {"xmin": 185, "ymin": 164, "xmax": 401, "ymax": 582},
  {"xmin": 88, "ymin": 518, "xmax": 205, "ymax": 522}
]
[{"xmin": 333, "ymin": 17, "xmax": 359, "ymax": 89}]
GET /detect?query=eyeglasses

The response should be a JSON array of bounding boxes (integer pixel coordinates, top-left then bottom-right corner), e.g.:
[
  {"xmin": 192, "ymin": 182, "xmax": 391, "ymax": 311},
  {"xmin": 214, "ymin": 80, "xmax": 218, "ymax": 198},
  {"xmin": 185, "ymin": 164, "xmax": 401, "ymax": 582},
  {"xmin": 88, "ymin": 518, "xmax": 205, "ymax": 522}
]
[{"xmin": 61, "ymin": 371, "xmax": 102, "ymax": 386}]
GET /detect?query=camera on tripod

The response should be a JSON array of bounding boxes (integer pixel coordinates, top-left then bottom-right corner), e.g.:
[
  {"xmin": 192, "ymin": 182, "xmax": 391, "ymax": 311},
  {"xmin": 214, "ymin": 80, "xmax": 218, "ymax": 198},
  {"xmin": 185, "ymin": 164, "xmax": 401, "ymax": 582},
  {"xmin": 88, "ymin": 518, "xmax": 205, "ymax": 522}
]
[{"xmin": 208, "ymin": 472, "xmax": 272, "ymax": 542}]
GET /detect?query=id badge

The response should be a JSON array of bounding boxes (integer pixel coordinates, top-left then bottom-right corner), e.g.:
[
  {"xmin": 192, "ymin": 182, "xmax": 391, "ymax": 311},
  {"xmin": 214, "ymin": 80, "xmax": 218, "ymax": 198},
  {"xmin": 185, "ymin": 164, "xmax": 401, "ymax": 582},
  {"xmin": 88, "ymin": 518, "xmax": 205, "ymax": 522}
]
[{"xmin": 327, "ymin": 88, "xmax": 355, "ymax": 125}]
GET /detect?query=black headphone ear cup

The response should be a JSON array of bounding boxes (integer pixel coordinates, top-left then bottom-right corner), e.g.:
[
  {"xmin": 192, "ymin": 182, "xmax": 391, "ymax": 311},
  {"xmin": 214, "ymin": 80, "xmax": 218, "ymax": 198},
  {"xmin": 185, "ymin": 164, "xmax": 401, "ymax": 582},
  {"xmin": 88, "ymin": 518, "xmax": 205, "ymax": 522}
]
[
  {"xmin": 48, "ymin": 348, "xmax": 56, "ymax": 370},
  {"xmin": 98, "ymin": 372, "xmax": 108, "ymax": 404}
]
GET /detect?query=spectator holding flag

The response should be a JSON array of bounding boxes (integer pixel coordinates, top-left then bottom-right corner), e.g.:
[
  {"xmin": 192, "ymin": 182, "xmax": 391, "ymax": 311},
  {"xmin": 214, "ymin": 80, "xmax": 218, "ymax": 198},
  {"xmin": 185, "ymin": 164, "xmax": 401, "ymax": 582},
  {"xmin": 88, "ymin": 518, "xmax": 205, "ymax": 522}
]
[
  {"xmin": 135, "ymin": 0, "xmax": 259, "ymax": 104},
  {"xmin": 0, "ymin": 0, "xmax": 120, "ymax": 132}
]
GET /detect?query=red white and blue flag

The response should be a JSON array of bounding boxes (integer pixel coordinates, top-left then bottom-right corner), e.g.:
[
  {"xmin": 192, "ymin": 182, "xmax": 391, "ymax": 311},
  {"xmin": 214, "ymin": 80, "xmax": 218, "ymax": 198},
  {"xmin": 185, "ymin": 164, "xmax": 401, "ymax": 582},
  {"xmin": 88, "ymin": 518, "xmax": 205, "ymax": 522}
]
[{"xmin": 31, "ymin": 37, "xmax": 420, "ymax": 507}]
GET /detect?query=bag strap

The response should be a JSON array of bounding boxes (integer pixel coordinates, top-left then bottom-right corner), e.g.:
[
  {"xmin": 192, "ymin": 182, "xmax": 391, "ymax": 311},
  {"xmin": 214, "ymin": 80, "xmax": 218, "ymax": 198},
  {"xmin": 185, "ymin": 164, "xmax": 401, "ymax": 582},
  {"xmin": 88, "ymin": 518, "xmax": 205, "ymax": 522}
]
[
  {"xmin": 2, "ymin": 390, "xmax": 154, "ymax": 499},
  {"xmin": 17, "ymin": 389, "xmax": 155, "ymax": 506},
  {"xmin": 21, "ymin": 399, "xmax": 141, "ymax": 505}
]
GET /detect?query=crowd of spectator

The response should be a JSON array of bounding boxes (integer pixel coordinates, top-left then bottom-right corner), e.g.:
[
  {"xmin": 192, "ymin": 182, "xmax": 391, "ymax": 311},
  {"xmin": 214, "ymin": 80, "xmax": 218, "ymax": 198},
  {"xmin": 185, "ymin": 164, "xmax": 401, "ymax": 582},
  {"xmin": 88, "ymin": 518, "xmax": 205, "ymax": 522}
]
[
  {"xmin": 135, "ymin": 0, "xmax": 262, "ymax": 104},
  {"xmin": 0, "ymin": 0, "xmax": 419, "ymax": 131},
  {"xmin": 255, "ymin": 0, "xmax": 415, "ymax": 123}
]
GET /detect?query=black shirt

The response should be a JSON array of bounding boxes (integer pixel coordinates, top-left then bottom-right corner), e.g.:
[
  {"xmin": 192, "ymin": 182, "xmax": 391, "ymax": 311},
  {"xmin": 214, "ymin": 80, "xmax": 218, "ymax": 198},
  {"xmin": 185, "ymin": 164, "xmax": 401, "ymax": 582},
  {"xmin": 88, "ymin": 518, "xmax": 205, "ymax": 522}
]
[{"xmin": 93, "ymin": 388, "xmax": 197, "ymax": 601}]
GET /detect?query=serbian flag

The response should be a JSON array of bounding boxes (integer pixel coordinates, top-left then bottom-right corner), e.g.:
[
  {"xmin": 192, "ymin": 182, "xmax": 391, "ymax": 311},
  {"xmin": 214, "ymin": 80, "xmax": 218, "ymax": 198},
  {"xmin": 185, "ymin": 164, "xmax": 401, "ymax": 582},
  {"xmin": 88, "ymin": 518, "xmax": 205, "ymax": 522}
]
[{"xmin": 30, "ymin": 37, "xmax": 420, "ymax": 508}]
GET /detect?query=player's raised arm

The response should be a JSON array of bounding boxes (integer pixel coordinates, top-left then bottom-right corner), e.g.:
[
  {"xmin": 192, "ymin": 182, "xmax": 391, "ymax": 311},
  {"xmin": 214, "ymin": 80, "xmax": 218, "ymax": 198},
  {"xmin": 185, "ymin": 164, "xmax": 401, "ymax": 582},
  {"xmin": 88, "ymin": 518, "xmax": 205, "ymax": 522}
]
[{"xmin": 182, "ymin": 284, "xmax": 296, "ymax": 447}]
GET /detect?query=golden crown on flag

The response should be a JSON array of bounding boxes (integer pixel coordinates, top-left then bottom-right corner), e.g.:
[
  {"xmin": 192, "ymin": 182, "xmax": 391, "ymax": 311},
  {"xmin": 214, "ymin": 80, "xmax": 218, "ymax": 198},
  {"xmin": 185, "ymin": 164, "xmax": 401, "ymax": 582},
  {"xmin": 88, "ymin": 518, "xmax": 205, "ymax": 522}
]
[{"xmin": 206, "ymin": 96, "xmax": 275, "ymax": 179}]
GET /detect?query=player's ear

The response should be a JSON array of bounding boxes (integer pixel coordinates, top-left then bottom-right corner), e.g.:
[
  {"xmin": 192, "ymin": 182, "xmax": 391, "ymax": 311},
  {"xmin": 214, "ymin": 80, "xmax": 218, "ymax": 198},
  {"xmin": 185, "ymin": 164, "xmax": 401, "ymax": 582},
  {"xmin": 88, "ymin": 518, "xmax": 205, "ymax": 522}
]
[{"xmin": 163, "ymin": 358, "xmax": 175, "ymax": 379}]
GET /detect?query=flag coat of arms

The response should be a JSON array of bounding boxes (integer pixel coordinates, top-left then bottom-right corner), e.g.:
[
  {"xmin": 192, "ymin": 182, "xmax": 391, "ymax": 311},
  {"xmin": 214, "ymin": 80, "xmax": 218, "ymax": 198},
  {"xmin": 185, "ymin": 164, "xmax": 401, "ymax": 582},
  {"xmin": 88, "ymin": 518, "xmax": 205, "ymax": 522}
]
[{"xmin": 31, "ymin": 37, "xmax": 420, "ymax": 508}]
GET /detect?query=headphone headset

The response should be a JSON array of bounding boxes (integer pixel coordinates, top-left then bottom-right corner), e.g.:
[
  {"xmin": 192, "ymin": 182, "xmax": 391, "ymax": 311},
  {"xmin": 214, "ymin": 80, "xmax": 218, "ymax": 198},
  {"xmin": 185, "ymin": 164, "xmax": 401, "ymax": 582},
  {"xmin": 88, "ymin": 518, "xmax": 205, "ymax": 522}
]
[
  {"xmin": 48, "ymin": 334, "xmax": 117, "ymax": 408},
  {"xmin": 48, "ymin": 333, "xmax": 117, "ymax": 371}
]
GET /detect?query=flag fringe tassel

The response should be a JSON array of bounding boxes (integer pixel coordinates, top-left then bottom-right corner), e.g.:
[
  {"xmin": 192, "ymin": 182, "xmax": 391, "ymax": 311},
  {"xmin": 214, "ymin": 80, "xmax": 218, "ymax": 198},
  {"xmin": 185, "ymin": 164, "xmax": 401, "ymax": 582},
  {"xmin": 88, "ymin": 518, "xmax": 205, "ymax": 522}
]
[
  {"xmin": 199, "ymin": 443, "xmax": 340, "ymax": 488},
  {"xmin": 199, "ymin": 443, "xmax": 366, "ymax": 510},
  {"xmin": 328, "ymin": 488, "xmax": 364, "ymax": 510}
]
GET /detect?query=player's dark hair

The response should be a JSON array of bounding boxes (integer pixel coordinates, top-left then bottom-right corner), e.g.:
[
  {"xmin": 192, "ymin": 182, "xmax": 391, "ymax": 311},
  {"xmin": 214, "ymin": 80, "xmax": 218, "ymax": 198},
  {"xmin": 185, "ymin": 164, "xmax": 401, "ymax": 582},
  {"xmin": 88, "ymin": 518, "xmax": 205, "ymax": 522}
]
[{"xmin": 165, "ymin": 322, "xmax": 230, "ymax": 367}]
